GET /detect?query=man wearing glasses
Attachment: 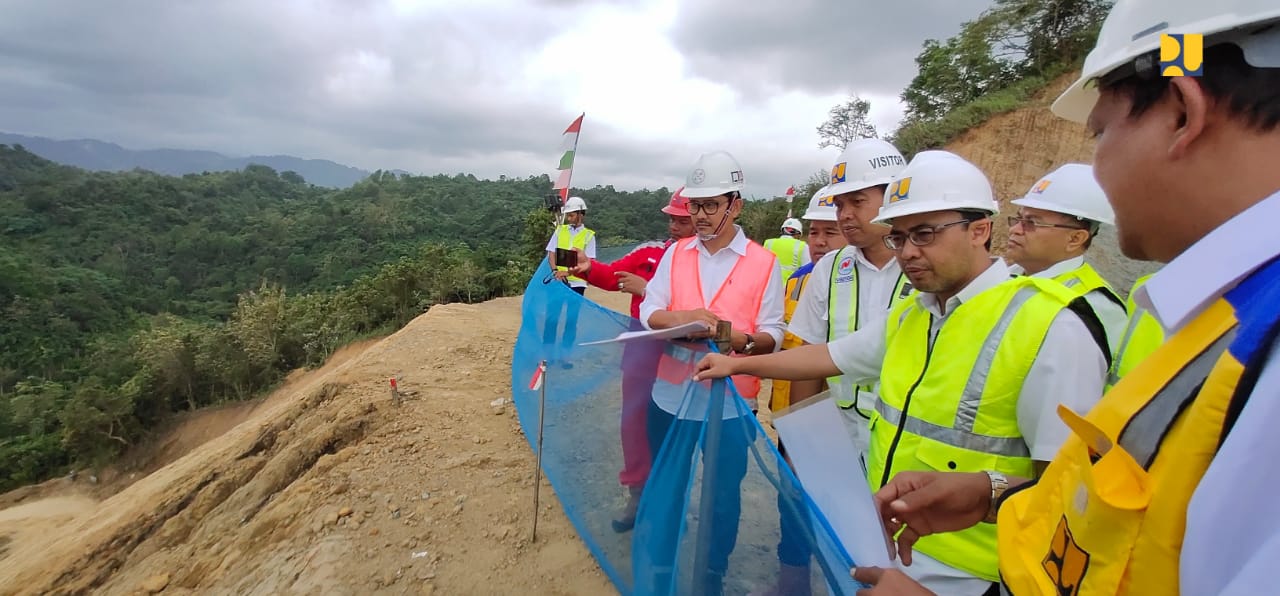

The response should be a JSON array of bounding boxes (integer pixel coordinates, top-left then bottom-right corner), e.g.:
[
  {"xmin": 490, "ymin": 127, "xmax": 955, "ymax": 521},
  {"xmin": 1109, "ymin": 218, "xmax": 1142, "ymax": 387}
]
[
  {"xmin": 1005, "ymin": 163, "xmax": 1129, "ymax": 359},
  {"xmin": 639, "ymin": 150, "xmax": 784, "ymax": 595},
  {"xmin": 692, "ymin": 152, "xmax": 1109, "ymax": 594}
]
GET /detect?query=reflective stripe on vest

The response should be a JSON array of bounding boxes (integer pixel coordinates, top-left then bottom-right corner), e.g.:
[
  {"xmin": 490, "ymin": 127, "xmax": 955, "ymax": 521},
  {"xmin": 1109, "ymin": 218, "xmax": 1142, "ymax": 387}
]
[
  {"xmin": 652, "ymin": 237, "xmax": 775, "ymax": 410},
  {"xmin": 1053, "ymin": 262, "xmax": 1121, "ymax": 306},
  {"xmin": 555, "ymin": 225, "xmax": 595, "ymax": 283},
  {"xmin": 1106, "ymin": 274, "xmax": 1167, "ymax": 389},
  {"xmin": 867, "ymin": 277, "xmax": 1077, "ymax": 581},
  {"xmin": 826, "ymin": 246, "xmax": 911, "ymax": 410},
  {"xmin": 998, "ymin": 257, "xmax": 1280, "ymax": 595}
]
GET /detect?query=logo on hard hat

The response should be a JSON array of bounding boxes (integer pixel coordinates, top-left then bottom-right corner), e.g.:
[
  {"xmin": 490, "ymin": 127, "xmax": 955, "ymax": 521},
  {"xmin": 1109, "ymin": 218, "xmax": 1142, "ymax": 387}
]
[
  {"xmin": 887, "ymin": 178, "xmax": 911, "ymax": 203},
  {"xmin": 730, "ymin": 170, "xmax": 744, "ymax": 183},
  {"xmin": 1032, "ymin": 179, "xmax": 1052, "ymax": 194},
  {"xmin": 830, "ymin": 162, "xmax": 847, "ymax": 184},
  {"xmin": 692, "ymin": 169, "xmax": 706, "ymax": 185},
  {"xmin": 817, "ymin": 195, "xmax": 836, "ymax": 208},
  {"xmin": 1160, "ymin": 33, "xmax": 1203, "ymax": 77}
]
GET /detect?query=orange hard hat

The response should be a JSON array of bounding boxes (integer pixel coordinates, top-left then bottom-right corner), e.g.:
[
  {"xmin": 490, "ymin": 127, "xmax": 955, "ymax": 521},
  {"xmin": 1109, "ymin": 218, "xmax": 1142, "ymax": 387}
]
[{"xmin": 661, "ymin": 186, "xmax": 691, "ymax": 217}]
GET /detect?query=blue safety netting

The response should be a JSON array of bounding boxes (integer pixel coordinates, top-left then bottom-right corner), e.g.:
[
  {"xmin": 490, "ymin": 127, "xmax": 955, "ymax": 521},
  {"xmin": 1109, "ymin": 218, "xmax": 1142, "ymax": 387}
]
[{"xmin": 511, "ymin": 259, "xmax": 867, "ymax": 595}]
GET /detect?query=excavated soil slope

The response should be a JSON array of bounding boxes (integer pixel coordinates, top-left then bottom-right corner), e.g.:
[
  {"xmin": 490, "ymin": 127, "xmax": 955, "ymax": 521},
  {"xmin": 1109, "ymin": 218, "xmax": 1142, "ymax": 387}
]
[
  {"xmin": 0, "ymin": 290, "xmax": 632, "ymax": 596},
  {"xmin": 946, "ymin": 73, "xmax": 1159, "ymax": 291}
]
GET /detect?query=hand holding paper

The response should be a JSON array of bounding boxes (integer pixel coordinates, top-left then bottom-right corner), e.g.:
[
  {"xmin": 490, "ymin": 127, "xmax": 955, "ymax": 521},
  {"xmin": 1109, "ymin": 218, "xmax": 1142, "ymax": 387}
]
[{"xmin": 873, "ymin": 471, "xmax": 996, "ymax": 565}]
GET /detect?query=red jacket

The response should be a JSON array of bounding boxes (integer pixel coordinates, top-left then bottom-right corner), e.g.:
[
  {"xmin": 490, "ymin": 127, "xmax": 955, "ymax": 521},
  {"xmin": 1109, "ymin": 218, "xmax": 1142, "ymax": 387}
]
[{"xmin": 583, "ymin": 241, "xmax": 670, "ymax": 319}]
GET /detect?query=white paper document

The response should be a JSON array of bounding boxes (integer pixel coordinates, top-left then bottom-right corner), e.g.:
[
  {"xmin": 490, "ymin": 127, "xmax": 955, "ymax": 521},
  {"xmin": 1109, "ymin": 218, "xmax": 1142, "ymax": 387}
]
[
  {"xmin": 773, "ymin": 392, "xmax": 895, "ymax": 569},
  {"xmin": 577, "ymin": 321, "xmax": 711, "ymax": 346}
]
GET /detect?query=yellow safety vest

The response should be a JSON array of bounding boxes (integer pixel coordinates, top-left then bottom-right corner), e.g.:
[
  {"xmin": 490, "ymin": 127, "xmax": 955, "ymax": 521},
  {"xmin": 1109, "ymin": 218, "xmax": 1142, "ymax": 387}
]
[
  {"xmin": 764, "ymin": 236, "xmax": 806, "ymax": 282},
  {"xmin": 771, "ymin": 268, "xmax": 814, "ymax": 411},
  {"xmin": 825, "ymin": 247, "xmax": 911, "ymax": 410},
  {"xmin": 555, "ymin": 225, "xmax": 595, "ymax": 284},
  {"xmin": 1106, "ymin": 274, "xmax": 1166, "ymax": 390},
  {"xmin": 997, "ymin": 257, "xmax": 1280, "ymax": 595},
  {"xmin": 867, "ymin": 276, "xmax": 1097, "ymax": 581}
]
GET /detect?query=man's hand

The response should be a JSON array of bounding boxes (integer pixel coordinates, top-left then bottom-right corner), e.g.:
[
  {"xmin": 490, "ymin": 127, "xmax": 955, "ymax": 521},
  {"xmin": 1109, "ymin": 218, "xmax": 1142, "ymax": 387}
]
[
  {"xmin": 570, "ymin": 248, "xmax": 592, "ymax": 275},
  {"xmin": 852, "ymin": 567, "xmax": 934, "ymax": 595},
  {"xmin": 553, "ymin": 269, "xmax": 572, "ymax": 281},
  {"xmin": 874, "ymin": 471, "xmax": 992, "ymax": 565},
  {"xmin": 615, "ymin": 271, "xmax": 647, "ymax": 297},
  {"xmin": 693, "ymin": 353, "xmax": 736, "ymax": 381},
  {"xmin": 675, "ymin": 308, "xmax": 719, "ymax": 338}
]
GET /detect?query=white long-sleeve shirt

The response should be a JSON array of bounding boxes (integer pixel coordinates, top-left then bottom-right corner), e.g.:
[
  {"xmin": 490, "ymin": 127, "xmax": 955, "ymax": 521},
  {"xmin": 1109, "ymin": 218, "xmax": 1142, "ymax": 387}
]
[{"xmin": 1015, "ymin": 255, "xmax": 1130, "ymax": 360}]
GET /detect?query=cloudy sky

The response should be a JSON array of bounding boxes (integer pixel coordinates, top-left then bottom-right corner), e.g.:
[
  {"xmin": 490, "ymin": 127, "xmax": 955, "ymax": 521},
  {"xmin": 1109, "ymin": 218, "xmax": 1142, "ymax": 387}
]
[{"xmin": 0, "ymin": 0, "xmax": 991, "ymax": 196}]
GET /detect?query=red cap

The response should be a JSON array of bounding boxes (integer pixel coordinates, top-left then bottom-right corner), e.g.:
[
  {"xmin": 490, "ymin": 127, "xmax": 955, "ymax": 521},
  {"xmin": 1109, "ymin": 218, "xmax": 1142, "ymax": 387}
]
[{"xmin": 661, "ymin": 186, "xmax": 691, "ymax": 217}]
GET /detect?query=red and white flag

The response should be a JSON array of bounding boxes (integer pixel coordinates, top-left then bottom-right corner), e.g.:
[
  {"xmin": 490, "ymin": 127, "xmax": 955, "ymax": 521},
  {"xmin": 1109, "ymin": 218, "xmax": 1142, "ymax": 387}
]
[
  {"xmin": 529, "ymin": 361, "xmax": 546, "ymax": 391},
  {"xmin": 551, "ymin": 114, "xmax": 585, "ymax": 203},
  {"xmin": 785, "ymin": 185, "xmax": 796, "ymax": 197}
]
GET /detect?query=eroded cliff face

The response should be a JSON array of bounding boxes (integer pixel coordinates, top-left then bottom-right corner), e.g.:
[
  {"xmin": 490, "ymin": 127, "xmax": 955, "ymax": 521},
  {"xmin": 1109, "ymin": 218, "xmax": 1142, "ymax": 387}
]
[{"xmin": 945, "ymin": 73, "xmax": 1159, "ymax": 293}]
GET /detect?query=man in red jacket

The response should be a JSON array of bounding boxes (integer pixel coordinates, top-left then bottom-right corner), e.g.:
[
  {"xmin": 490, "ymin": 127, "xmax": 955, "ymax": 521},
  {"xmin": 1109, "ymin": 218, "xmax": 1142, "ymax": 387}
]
[{"xmin": 569, "ymin": 187, "xmax": 695, "ymax": 532}]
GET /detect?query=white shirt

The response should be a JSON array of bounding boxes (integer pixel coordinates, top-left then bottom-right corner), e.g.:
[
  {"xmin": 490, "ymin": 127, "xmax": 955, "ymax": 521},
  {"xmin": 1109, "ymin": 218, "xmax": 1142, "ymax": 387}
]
[
  {"xmin": 827, "ymin": 258, "xmax": 1108, "ymax": 460},
  {"xmin": 545, "ymin": 224, "xmax": 597, "ymax": 288},
  {"xmin": 789, "ymin": 246, "xmax": 903, "ymax": 345},
  {"xmin": 1017, "ymin": 255, "xmax": 1130, "ymax": 361},
  {"xmin": 640, "ymin": 226, "xmax": 786, "ymax": 417},
  {"xmin": 1141, "ymin": 191, "xmax": 1280, "ymax": 595}
]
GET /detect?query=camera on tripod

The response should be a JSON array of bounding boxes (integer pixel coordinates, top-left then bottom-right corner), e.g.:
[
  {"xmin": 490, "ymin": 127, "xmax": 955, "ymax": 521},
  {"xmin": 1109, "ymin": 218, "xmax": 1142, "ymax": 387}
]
[{"xmin": 543, "ymin": 192, "xmax": 564, "ymax": 213}]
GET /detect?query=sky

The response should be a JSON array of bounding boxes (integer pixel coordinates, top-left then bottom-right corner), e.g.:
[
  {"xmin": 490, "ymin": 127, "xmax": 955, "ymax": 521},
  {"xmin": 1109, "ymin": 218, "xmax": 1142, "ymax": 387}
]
[{"xmin": 0, "ymin": 0, "xmax": 992, "ymax": 197}]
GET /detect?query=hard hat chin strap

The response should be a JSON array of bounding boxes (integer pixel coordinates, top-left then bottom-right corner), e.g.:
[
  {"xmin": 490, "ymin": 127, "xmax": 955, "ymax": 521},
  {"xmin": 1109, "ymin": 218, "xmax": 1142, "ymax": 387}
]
[{"xmin": 699, "ymin": 194, "xmax": 737, "ymax": 242}]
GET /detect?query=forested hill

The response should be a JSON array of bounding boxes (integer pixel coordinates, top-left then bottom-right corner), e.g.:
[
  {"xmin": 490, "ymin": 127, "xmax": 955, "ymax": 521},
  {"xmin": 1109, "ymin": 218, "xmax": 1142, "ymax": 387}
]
[{"xmin": 0, "ymin": 143, "xmax": 670, "ymax": 488}]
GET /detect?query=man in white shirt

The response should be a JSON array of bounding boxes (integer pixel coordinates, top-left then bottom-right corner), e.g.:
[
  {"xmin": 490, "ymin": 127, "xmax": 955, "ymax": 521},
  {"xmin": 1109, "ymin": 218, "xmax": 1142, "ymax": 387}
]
[
  {"xmin": 694, "ymin": 152, "xmax": 1109, "ymax": 595},
  {"xmin": 637, "ymin": 150, "xmax": 784, "ymax": 596},
  {"xmin": 1005, "ymin": 163, "xmax": 1128, "ymax": 358},
  {"xmin": 844, "ymin": 3, "xmax": 1280, "ymax": 594},
  {"xmin": 543, "ymin": 196, "xmax": 596, "ymax": 366}
]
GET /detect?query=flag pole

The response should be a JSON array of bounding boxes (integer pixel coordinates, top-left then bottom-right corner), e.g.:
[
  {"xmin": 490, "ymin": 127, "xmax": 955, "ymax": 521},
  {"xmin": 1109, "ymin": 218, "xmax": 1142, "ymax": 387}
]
[
  {"xmin": 555, "ymin": 112, "xmax": 585, "ymax": 230},
  {"xmin": 531, "ymin": 359, "xmax": 549, "ymax": 542}
]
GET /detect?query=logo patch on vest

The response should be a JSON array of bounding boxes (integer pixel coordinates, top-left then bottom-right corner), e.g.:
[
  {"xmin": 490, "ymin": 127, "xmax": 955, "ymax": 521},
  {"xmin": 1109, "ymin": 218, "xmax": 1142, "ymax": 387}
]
[
  {"xmin": 898, "ymin": 282, "xmax": 913, "ymax": 298},
  {"xmin": 835, "ymin": 255, "xmax": 856, "ymax": 284},
  {"xmin": 1043, "ymin": 516, "xmax": 1090, "ymax": 596}
]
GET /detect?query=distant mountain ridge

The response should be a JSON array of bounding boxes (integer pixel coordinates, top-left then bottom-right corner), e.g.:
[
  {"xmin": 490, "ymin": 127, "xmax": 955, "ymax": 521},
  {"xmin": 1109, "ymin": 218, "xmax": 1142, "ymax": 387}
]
[{"xmin": 0, "ymin": 132, "xmax": 392, "ymax": 188}]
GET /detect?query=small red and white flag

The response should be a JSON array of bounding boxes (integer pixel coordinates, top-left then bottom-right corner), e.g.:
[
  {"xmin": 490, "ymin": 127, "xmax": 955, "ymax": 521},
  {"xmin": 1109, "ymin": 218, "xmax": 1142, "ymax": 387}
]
[
  {"xmin": 785, "ymin": 185, "xmax": 796, "ymax": 197},
  {"xmin": 529, "ymin": 362, "xmax": 546, "ymax": 391}
]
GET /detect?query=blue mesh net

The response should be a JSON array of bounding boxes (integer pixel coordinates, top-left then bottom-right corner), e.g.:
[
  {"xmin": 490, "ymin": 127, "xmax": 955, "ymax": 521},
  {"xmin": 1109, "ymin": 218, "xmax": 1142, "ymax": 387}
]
[{"xmin": 512, "ymin": 258, "xmax": 866, "ymax": 595}]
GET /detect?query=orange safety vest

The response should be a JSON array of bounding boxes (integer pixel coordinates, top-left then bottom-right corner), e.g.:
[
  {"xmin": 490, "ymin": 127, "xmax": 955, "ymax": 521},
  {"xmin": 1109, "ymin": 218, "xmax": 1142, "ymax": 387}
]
[{"xmin": 654, "ymin": 237, "xmax": 776, "ymax": 409}]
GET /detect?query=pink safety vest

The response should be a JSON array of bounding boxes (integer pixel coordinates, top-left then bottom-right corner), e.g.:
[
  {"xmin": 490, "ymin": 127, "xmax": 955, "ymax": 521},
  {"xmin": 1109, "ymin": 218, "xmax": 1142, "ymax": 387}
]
[{"xmin": 654, "ymin": 237, "xmax": 775, "ymax": 407}]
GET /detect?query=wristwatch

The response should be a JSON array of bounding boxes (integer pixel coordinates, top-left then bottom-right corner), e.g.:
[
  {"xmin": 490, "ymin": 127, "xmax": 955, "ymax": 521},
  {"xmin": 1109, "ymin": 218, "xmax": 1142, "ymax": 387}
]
[
  {"xmin": 738, "ymin": 334, "xmax": 756, "ymax": 355},
  {"xmin": 983, "ymin": 470, "xmax": 1008, "ymax": 523}
]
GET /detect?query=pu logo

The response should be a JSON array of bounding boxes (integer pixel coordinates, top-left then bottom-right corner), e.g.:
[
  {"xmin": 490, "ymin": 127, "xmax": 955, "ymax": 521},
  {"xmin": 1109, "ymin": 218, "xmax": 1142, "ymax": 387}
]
[
  {"xmin": 1043, "ymin": 516, "xmax": 1090, "ymax": 596},
  {"xmin": 887, "ymin": 177, "xmax": 911, "ymax": 203},
  {"xmin": 1160, "ymin": 33, "xmax": 1203, "ymax": 77},
  {"xmin": 830, "ymin": 162, "xmax": 847, "ymax": 184},
  {"xmin": 817, "ymin": 194, "xmax": 836, "ymax": 208},
  {"xmin": 1032, "ymin": 179, "xmax": 1052, "ymax": 194}
]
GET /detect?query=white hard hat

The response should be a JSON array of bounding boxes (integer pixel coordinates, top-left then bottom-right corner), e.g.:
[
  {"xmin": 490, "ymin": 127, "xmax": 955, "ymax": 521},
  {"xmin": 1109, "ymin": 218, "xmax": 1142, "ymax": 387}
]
[
  {"xmin": 563, "ymin": 196, "xmax": 587, "ymax": 213},
  {"xmin": 1053, "ymin": 0, "xmax": 1280, "ymax": 123},
  {"xmin": 1011, "ymin": 163, "xmax": 1115, "ymax": 226},
  {"xmin": 803, "ymin": 186, "xmax": 838, "ymax": 221},
  {"xmin": 781, "ymin": 218, "xmax": 804, "ymax": 233},
  {"xmin": 826, "ymin": 138, "xmax": 907, "ymax": 197},
  {"xmin": 683, "ymin": 150, "xmax": 746, "ymax": 198},
  {"xmin": 872, "ymin": 151, "xmax": 998, "ymax": 225}
]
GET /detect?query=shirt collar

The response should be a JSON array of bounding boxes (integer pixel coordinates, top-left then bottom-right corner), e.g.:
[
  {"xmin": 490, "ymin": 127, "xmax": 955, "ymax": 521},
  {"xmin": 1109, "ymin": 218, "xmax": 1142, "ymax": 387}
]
[
  {"xmin": 845, "ymin": 246, "xmax": 898, "ymax": 273},
  {"xmin": 1032, "ymin": 255, "xmax": 1086, "ymax": 279},
  {"xmin": 686, "ymin": 225, "xmax": 749, "ymax": 257},
  {"xmin": 918, "ymin": 258, "xmax": 1012, "ymax": 317},
  {"xmin": 1136, "ymin": 190, "xmax": 1280, "ymax": 333}
]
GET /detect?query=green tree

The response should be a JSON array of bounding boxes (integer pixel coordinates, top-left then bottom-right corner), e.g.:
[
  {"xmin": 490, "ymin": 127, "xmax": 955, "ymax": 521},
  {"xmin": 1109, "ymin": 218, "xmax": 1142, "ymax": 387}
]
[{"xmin": 817, "ymin": 95, "xmax": 878, "ymax": 149}]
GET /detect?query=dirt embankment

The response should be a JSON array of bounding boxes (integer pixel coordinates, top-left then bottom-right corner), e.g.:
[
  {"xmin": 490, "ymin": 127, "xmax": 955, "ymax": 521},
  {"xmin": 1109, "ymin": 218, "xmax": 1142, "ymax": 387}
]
[
  {"xmin": 0, "ymin": 290, "xmax": 631, "ymax": 596},
  {"xmin": 945, "ymin": 72, "xmax": 1160, "ymax": 291}
]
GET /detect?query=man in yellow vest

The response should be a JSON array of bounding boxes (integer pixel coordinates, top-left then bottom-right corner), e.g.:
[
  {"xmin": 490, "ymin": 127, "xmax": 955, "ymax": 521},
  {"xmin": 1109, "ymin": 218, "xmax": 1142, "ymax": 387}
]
[
  {"xmin": 768, "ymin": 186, "xmax": 847, "ymax": 413},
  {"xmin": 765, "ymin": 218, "xmax": 811, "ymax": 284},
  {"xmin": 1005, "ymin": 163, "xmax": 1129, "ymax": 358},
  {"xmin": 1106, "ymin": 273, "xmax": 1166, "ymax": 389},
  {"xmin": 638, "ymin": 150, "xmax": 785, "ymax": 595},
  {"xmin": 694, "ymin": 152, "xmax": 1111, "ymax": 594},
  {"xmin": 544, "ymin": 195, "xmax": 596, "ymax": 366},
  {"xmin": 849, "ymin": 2, "xmax": 1280, "ymax": 594}
]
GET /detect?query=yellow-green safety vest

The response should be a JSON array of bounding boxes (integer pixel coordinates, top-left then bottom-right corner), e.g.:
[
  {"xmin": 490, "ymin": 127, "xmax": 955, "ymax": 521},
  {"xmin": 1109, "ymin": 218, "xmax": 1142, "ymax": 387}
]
[
  {"xmin": 764, "ymin": 236, "xmax": 806, "ymax": 282},
  {"xmin": 825, "ymin": 246, "xmax": 911, "ymax": 410},
  {"xmin": 866, "ymin": 276, "xmax": 1100, "ymax": 581},
  {"xmin": 1106, "ymin": 273, "xmax": 1166, "ymax": 389},
  {"xmin": 555, "ymin": 225, "xmax": 595, "ymax": 284}
]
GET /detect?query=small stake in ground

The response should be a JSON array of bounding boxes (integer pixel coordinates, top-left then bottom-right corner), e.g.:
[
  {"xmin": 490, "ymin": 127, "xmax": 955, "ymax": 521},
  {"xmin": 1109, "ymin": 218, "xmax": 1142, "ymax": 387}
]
[
  {"xmin": 389, "ymin": 376, "xmax": 402, "ymax": 406},
  {"xmin": 530, "ymin": 360, "xmax": 549, "ymax": 542}
]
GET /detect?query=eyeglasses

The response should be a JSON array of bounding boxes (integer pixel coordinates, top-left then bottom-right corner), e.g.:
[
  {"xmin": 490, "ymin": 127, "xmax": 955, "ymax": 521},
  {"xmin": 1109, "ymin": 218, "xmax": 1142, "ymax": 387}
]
[
  {"xmin": 1007, "ymin": 216, "xmax": 1088, "ymax": 232},
  {"xmin": 687, "ymin": 200, "xmax": 728, "ymax": 215},
  {"xmin": 883, "ymin": 219, "xmax": 972, "ymax": 251}
]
